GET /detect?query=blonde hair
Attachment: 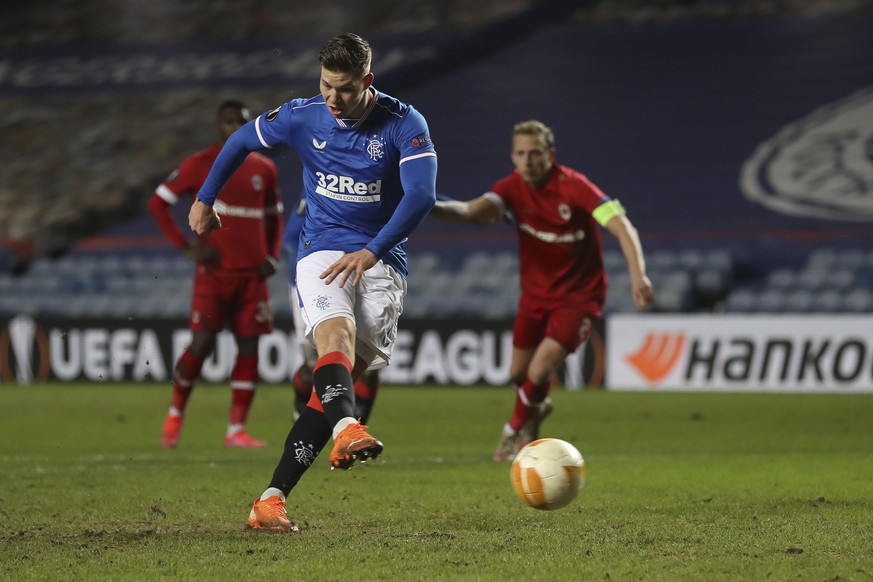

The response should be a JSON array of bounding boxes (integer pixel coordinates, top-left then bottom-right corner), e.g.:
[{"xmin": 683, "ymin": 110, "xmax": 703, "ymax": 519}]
[{"xmin": 512, "ymin": 120, "xmax": 555, "ymax": 149}]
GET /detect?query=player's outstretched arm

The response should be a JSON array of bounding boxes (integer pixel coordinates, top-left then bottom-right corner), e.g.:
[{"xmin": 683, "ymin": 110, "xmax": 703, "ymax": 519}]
[
  {"xmin": 430, "ymin": 194, "xmax": 505, "ymax": 224},
  {"xmin": 604, "ymin": 215, "xmax": 655, "ymax": 310}
]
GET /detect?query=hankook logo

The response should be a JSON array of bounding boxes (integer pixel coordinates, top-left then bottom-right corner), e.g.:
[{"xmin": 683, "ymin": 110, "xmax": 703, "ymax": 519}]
[{"xmin": 625, "ymin": 332, "xmax": 686, "ymax": 383}]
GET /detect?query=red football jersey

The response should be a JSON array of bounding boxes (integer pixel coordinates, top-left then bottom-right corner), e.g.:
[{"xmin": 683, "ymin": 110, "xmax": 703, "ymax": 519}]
[
  {"xmin": 155, "ymin": 144, "xmax": 281, "ymax": 271},
  {"xmin": 491, "ymin": 164, "xmax": 609, "ymax": 305}
]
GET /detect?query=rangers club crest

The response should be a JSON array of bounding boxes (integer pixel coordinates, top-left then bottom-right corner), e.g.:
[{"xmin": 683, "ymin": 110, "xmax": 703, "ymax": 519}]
[
  {"xmin": 293, "ymin": 440, "xmax": 317, "ymax": 466},
  {"xmin": 366, "ymin": 135, "xmax": 385, "ymax": 161},
  {"xmin": 740, "ymin": 87, "xmax": 873, "ymax": 221}
]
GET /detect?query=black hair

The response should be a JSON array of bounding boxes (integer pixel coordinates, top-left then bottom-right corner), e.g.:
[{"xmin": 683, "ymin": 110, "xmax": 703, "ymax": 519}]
[
  {"xmin": 217, "ymin": 100, "xmax": 251, "ymax": 121},
  {"xmin": 319, "ymin": 33, "xmax": 371, "ymax": 75}
]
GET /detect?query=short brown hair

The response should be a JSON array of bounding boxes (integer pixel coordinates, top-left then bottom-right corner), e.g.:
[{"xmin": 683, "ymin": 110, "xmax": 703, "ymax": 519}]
[
  {"xmin": 512, "ymin": 120, "xmax": 555, "ymax": 149},
  {"xmin": 319, "ymin": 33, "xmax": 372, "ymax": 76}
]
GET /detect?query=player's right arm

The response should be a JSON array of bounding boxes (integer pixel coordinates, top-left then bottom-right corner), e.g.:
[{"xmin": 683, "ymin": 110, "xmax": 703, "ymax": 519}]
[
  {"xmin": 430, "ymin": 193, "xmax": 506, "ymax": 224},
  {"xmin": 149, "ymin": 189, "xmax": 189, "ymax": 250},
  {"xmin": 151, "ymin": 160, "xmax": 219, "ymax": 263},
  {"xmin": 189, "ymin": 121, "xmax": 265, "ymax": 234},
  {"xmin": 597, "ymin": 203, "xmax": 655, "ymax": 310}
]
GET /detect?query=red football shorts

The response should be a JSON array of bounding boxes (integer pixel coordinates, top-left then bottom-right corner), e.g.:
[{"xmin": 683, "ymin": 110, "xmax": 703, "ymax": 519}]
[
  {"xmin": 512, "ymin": 294, "xmax": 601, "ymax": 353},
  {"xmin": 189, "ymin": 267, "xmax": 273, "ymax": 336}
]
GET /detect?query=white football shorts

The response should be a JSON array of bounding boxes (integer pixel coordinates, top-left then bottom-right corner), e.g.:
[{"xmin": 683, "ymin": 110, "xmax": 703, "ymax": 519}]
[
  {"xmin": 296, "ymin": 250, "xmax": 406, "ymax": 370},
  {"xmin": 289, "ymin": 284, "xmax": 318, "ymax": 368}
]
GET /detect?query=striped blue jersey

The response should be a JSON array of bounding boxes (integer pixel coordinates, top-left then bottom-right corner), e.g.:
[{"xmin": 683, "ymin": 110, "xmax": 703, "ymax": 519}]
[{"xmin": 253, "ymin": 88, "xmax": 437, "ymax": 276}]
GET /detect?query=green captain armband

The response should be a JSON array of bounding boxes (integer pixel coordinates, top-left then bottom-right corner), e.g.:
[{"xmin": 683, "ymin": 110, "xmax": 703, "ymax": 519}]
[{"xmin": 592, "ymin": 199, "xmax": 626, "ymax": 227}]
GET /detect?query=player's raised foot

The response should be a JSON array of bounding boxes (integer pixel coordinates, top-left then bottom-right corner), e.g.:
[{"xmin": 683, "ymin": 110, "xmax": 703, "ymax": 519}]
[
  {"xmin": 518, "ymin": 398, "xmax": 554, "ymax": 449},
  {"xmin": 224, "ymin": 430, "xmax": 267, "ymax": 448},
  {"xmin": 246, "ymin": 496, "xmax": 298, "ymax": 533},
  {"xmin": 329, "ymin": 421, "xmax": 383, "ymax": 470},
  {"xmin": 160, "ymin": 415, "xmax": 183, "ymax": 449},
  {"xmin": 492, "ymin": 430, "xmax": 521, "ymax": 462}
]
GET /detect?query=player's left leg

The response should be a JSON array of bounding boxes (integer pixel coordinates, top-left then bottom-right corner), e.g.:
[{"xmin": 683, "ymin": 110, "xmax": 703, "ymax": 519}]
[
  {"xmin": 516, "ymin": 313, "xmax": 595, "ymax": 449},
  {"xmin": 224, "ymin": 275, "xmax": 274, "ymax": 448},
  {"xmin": 224, "ymin": 334, "xmax": 267, "ymax": 448},
  {"xmin": 493, "ymin": 296, "xmax": 546, "ymax": 460},
  {"xmin": 161, "ymin": 330, "xmax": 216, "ymax": 448},
  {"xmin": 327, "ymin": 257, "xmax": 404, "ymax": 465},
  {"xmin": 296, "ymin": 251, "xmax": 383, "ymax": 470},
  {"xmin": 249, "ymin": 349, "xmax": 373, "ymax": 524},
  {"xmin": 247, "ymin": 394, "xmax": 332, "ymax": 532},
  {"xmin": 312, "ymin": 319, "xmax": 384, "ymax": 469},
  {"xmin": 354, "ymin": 370, "xmax": 380, "ymax": 423},
  {"xmin": 514, "ymin": 338, "xmax": 567, "ymax": 448}
]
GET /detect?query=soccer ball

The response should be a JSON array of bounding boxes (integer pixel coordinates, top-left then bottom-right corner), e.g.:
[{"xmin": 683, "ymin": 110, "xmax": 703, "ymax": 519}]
[{"xmin": 510, "ymin": 438, "xmax": 586, "ymax": 510}]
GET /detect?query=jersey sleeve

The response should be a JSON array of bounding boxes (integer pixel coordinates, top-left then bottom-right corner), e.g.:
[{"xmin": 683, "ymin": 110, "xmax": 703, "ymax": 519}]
[
  {"xmin": 262, "ymin": 160, "xmax": 284, "ymax": 260},
  {"xmin": 574, "ymin": 173, "xmax": 611, "ymax": 212},
  {"xmin": 195, "ymin": 124, "xmax": 264, "ymax": 205},
  {"xmin": 364, "ymin": 108, "xmax": 437, "ymax": 259},
  {"xmin": 156, "ymin": 156, "xmax": 201, "ymax": 204},
  {"xmin": 488, "ymin": 175, "xmax": 516, "ymax": 209},
  {"xmin": 151, "ymin": 156, "xmax": 203, "ymax": 249},
  {"xmin": 252, "ymin": 101, "xmax": 304, "ymax": 149},
  {"xmin": 572, "ymin": 173, "xmax": 627, "ymax": 227},
  {"xmin": 394, "ymin": 106, "xmax": 437, "ymax": 165},
  {"xmin": 148, "ymin": 193, "xmax": 188, "ymax": 250}
]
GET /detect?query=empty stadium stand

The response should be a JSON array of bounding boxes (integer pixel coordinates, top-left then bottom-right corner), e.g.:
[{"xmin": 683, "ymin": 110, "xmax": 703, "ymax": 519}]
[{"xmin": 1, "ymin": 1, "xmax": 871, "ymax": 318}]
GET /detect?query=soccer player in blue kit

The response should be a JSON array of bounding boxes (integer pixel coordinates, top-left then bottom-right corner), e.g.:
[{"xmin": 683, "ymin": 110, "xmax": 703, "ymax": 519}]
[{"xmin": 188, "ymin": 33, "xmax": 437, "ymax": 532}]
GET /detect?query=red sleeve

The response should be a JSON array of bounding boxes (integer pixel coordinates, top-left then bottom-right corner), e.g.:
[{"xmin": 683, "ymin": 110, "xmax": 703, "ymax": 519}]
[
  {"xmin": 148, "ymin": 194, "xmax": 188, "ymax": 250},
  {"xmin": 573, "ymin": 173, "xmax": 609, "ymax": 214},
  {"xmin": 262, "ymin": 161, "xmax": 283, "ymax": 259},
  {"xmin": 149, "ymin": 154, "xmax": 207, "ymax": 249},
  {"xmin": 489, "ymin": 175, "xmax": 517, "ymax": 214}
]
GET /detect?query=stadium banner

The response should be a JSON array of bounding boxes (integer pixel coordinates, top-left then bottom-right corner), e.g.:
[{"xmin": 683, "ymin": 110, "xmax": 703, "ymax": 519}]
[
  {"xmin": 0, "ymin": 315, "xmax": 602, "ymax": 386},
  {"xmin": 607, "ymin": 314, "xmax": 873, "ymax": 393},
  {"xmin": 0, "ymin": 315, "xmax": 603, "ymax": 386}
]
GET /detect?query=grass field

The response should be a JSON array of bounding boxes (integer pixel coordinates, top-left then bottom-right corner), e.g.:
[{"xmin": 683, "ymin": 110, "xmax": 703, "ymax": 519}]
[{"xmin": 1, "ymin": 383, "xmax": 872, "ymax": 581}]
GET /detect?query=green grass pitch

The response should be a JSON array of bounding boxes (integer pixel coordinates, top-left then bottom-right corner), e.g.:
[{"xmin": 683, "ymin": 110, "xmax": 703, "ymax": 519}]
[{"xmin": 1, "ymin": 383, "xmax": 872, "ymax": 580}]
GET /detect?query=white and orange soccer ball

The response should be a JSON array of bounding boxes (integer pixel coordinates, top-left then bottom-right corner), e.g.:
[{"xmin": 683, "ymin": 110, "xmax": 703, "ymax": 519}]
[{"xmin": 510, "ymin": 438, "xmax": 586, "ymax": 510}]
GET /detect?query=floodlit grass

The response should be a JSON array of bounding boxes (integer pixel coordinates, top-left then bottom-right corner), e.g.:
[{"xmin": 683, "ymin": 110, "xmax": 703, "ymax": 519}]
[{"xmin": 1, "ymin": 383, "xmax": 872, "ymax": 581}]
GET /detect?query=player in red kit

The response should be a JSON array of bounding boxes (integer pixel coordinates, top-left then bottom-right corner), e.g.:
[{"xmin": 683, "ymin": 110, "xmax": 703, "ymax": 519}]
[
  {"xmin": 149, "ymin": 100, "xmax": 283, "ymax": 449},
  {"xmin": 431, "ymin": 120, "xmax": 654, "ymax": 460}
]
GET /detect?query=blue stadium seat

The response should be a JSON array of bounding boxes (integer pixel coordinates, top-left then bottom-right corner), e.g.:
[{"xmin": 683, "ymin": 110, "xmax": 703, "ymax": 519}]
[
  {"xmin": 754, "ymin": 289, "xmax": 786, "ymax": 313},
  {"xmin": 812, "ymin": 290, "xmax": 843, "ymax": 312},
  {"xmin": 805, "ymin": 248, "xmax": 838, "ymax": 271},
  {"xmin": 844, "ymin": 288, "xmax": 873, "ymax": 312},
  {"xmin": 724, "ymin": 288, "xmax": 756, "ymax": 312},
  {"xmin": 783, "ymin": 289, "xmax": 814, "ymax": 312},
  {"xmin": 765, "ymin": 269, "xmax": 796, "ymax": 289}
]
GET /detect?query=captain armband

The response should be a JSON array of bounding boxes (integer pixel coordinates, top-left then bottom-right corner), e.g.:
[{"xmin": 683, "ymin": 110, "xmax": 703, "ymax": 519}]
[{"xmin": 592, "ymin": 199, "xmax": 626, "ymax": 227}]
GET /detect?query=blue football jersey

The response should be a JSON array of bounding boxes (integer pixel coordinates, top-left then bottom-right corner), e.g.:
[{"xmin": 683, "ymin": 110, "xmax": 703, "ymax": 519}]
[{"xmin": 254, "ymin": 88, "xmax": 437, "ymax": 276}]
